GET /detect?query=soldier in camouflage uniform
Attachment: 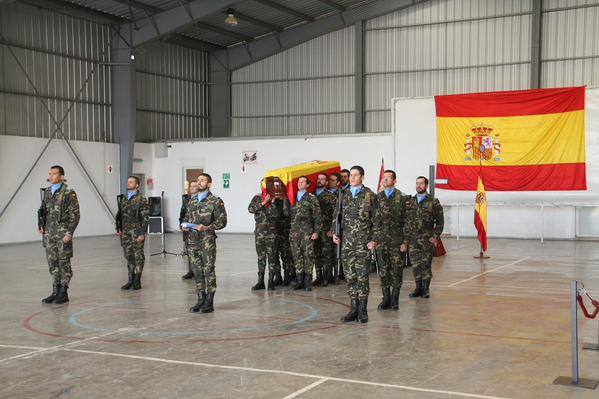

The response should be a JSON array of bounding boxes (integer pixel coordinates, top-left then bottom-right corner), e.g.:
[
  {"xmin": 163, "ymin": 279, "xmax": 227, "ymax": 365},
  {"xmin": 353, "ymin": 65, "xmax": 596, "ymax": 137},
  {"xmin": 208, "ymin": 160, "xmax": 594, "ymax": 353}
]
[
  {"xmin": 275, "ymin": 200, "xmax": 294, "ymax": 286},
  {"xmin": 373, "ymin": 170, "xmax": 406, "ymax": 310},
  {"xmin": 313, "ymin": 173, "xmax": 337, "ymax": 287},
  {"xmin": 180, "ymin": 190, "xmax": 193, "ymax": 279},
  {"xmin": 332, "ymin": 166, "xmax": 378, "ymax": 323},
  {"xmin": 184, "ymin": 173, "xmax": 227, "ymax": 313},
  {"xmin": 289, "ymin": 176, "xmax": 322, "ymax": 291},
  {"xmin": 116, "ymin": 176, "xmax": 149, "ymax": 290},
  {"xmin": 38, "ymin": 165, "xmax": 80, "ymax": 304},
  {"xmin": 403, "ymin": 176, "xmax": 444, "ymax": 299},
  {"xmin": 248, "ymin": 183, "xmax": 289, "ymax": 291},
  {"xmin": 327, "ymin": 173, "xmax": 342, "ymax": 284},
  {"xmin": 340, "ymin": 169, "xmax": 350, "ymax": 192}
]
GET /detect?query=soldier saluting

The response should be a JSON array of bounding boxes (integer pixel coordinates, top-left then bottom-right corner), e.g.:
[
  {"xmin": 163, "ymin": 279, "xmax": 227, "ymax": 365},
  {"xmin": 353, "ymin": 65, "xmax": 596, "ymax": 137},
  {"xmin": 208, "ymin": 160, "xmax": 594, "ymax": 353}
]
[
  {"xmin": 116, "ymin": 176, "xmax": 149, "ymax": 290},
  {"xmin": 38, "ymin": 165, "xmax": 80, "ymax": 304}
]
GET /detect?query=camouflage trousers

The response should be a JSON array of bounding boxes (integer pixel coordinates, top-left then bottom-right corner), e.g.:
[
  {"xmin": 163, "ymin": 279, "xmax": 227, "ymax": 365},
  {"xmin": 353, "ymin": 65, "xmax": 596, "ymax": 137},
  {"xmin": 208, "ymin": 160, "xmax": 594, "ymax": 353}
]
[
  {"xmin": 341, "ymin": 242, "xmax": 370, "ymax": 299},
  {"xmin": 254, "ymin": 232, "xmax": 277, "ymax": 275},
  {"xmin": 315, "ymin": 231, "xmax": 334, "ymax": 277},
  {"xmin": 276, "ymin": 228, "xmax": 293, "ymax": 274},
  {"xmin": 44, "ymin": 235, "xmax": 73, "ymax": 287},
  {"xmin": 290, "ymin": 230, "xmax": 316, "ymax": 278},
  {"xmin": 189, "ymin": 234, "xmax": 217, "ymax": 294},
  {"xmin": 122, "ymin": 232, "xmax": 145, "ymax": 274},
  {"xmin": 377, "ymin": 243, "xmax": 405, "ymax": 289},
  {"xmin": 408, "ymin": 243, "xmax": 434, "ymax": 282}
]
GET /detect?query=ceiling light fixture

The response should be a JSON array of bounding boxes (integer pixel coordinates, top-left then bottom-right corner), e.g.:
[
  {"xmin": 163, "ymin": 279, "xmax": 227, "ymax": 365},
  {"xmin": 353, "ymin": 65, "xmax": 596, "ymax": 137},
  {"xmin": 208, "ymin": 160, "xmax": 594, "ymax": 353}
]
[{"xmin": 224, "ymin": 8, "xmax": 238, "ymax": 26}]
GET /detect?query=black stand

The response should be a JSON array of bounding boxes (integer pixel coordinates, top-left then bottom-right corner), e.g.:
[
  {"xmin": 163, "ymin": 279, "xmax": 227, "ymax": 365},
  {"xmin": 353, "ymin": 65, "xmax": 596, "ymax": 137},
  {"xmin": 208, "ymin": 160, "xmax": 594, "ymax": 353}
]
[
  {"xmin": 149, "ymin": 216, "xmax": 179, "ymax": 257},
  {"xmin": 473, "ymin": 246, "xmax": 490, "ymax": 259}
]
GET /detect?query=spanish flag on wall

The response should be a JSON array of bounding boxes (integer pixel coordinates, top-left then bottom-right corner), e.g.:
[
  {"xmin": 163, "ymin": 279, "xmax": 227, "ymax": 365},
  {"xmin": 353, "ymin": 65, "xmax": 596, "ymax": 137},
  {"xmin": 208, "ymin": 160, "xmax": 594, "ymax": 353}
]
[
  {"xmin": 435, "ymin": 87, "xmax": 586, "ymax": 191},
  {"xmin": 474, "ymin": 177, "xmax": 487, "ymax": 251}
]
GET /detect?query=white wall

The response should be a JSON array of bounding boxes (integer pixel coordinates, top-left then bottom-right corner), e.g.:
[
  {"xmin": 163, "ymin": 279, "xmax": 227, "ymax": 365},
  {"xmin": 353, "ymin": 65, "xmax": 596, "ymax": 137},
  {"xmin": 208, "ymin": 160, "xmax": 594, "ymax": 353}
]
[
  {"xmin": 393, "ymin": 87, "xmax": 599, "ymax": 239},
  {"xmin": 134, "ymin": 135, "xmax": 393, "ymax": 233},
  {"xmin": 0, "ymin": 136, "xmax": 119, "ymax": 244}
]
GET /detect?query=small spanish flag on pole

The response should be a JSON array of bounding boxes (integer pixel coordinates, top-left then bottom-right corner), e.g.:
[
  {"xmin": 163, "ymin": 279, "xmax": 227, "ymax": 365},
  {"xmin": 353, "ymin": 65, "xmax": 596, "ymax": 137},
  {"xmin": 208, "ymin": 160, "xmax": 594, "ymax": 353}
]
[
  {"xmin": 474, "ymin": 176, "xmax": 489, "ymax": 258},
  {"xmin": 377, "ymin": 158, "xmax": 385, "ymax": 192}
]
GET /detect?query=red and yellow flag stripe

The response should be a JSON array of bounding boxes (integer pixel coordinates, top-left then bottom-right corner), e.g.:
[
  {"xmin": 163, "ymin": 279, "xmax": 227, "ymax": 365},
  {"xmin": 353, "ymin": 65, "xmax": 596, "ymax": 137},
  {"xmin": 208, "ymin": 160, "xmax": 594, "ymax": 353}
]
[{"xmin": 435, "ymin": 87, "xmax": 586, "ymax": 191}]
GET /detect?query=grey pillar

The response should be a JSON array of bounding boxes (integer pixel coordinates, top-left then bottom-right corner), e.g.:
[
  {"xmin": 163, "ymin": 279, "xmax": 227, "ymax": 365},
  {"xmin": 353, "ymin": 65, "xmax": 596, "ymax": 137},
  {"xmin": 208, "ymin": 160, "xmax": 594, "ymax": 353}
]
[
  {"xmin": 209, "ymin": 54, "xmax": 231, "ymax": 138},
  {"xmin": 355, "ymin": 19, "xmax": 365, "ymax": 132},
  {"xmin": 531, "ymin": 0, "xmax": 543, "ymax": 89},
  {"xmin": 111, "ymin": 33, "xmax": 136, "ymax": 193}
]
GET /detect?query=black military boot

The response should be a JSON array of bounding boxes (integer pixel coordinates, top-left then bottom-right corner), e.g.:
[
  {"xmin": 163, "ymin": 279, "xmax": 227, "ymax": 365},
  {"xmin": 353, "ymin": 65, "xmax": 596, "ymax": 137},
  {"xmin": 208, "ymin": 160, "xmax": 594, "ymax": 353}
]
[
  {"xmin": 252, "ymin": 272, "xmax": 265, "ymax": 290},
  {"xmin": 290, "ymin": 268, "xmax": 297, "ymax": 283},
  {"xmin": 200, "ymin": 292, "xmax": 215, "ymax": 313},
  {"xmin": 42, "ymin": 281, "xmax": 60, "ymax": 304},
  {"xmin": 377, "ymin": 287, "xmax": 391, "ymax": 310},
  {"xmin": 409, "ymin": 280, "xmax": 423, "ymax": 298},
  {"xmin": 189, "ymin": 291, "xmax": 206, "ymax": 313},
  {"xmin": 391, "ymin": 287, "xmax": 400, "ymax": 310},
  {"xmin": 321, "ymin": 269, "xmax": 329, "ymax": 287},
  {"xmin": 312, "ymin": 269, "xmax": 322, "ymax": 287},
  {"xmin": 267, "ymin": 272, "xmax": 276, "ymax": 291},
  {"xmin": 282, "ymin": 269, "xmax": 291, "ymax": 286},
  {"xmin": 181, "ymin": 262, "xmax": 194, "ymax": 279},
  {"xmin": 292, "ymin": 273, "xmax": 305, "ymax": 290},
  {"xmin": 121, "ymin": 271, "xmax": 134, "ymax": 290},
  {"xmin": 341, "ymin": 298, "xmax": 359, "ymax": 322},
  {"xmin": 357, "ymin": 298, "xmax": 369, "ymax": 323},
  {"xmin": 274, "ymin": 270, "xmax": 283, "ymax": 286},
  {"xmin": 281, "ymin": 269, "xmax": 290, "ymax": 287},
  {"xmin": 304, "ymin": 273, "xmax": 312, "ymax": 292},
  {"xmin": 53, "ymin": 285, "xmax": 69, "ymax": 304},
  {"xmin": 132, "ymin": 273, "xmax": 142, "ymax": 290},
  {"xmin": 422, "ymin": 280, "xmax": 431, "ymax": 298}
]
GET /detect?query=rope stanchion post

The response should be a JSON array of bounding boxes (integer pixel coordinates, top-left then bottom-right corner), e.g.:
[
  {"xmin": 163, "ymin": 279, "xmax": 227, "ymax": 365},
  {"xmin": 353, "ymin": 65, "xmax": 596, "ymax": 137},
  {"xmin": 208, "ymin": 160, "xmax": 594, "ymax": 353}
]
[{"xmin": 553, "ymin": 281, "xmax": 599, "ymax": 389}]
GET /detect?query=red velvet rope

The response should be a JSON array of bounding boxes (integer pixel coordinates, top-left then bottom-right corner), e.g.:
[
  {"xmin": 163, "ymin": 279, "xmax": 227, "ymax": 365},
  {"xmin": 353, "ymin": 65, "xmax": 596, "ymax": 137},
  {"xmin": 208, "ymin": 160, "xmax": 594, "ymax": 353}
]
[{"xmin": 577, "ymin": 292, "xmax": 599, "ymax": 319}]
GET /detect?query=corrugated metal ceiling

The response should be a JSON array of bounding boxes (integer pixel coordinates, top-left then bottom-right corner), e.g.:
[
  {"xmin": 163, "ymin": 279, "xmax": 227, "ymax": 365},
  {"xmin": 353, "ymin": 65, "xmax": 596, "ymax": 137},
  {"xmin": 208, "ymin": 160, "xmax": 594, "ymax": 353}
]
[{"xmin": 60, "ymin": 0, "xmax": 367, "ymax": 48}]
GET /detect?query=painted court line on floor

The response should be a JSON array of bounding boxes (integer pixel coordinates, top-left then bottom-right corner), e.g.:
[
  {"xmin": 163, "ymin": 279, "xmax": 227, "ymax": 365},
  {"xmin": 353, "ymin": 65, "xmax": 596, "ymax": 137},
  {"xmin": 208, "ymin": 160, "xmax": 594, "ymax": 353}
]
[
  {"xmin": 447, "ymin": 257, "xmax": 531, "ymax": 288},
  {"xmin": 283, "ymin": 378, "xmax": 329, "ymax": 399},
  {"xmin": 0, "ymin": 316, "xmax": 182, "ymax": 363},
  {"xmin": 0, "ymin": 344, "xmax": 512, "ymax": 399}
]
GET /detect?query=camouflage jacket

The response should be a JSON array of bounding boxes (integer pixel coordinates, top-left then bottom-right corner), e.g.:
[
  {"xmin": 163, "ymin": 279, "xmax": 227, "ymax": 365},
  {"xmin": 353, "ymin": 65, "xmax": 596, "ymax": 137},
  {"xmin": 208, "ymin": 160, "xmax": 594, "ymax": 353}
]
[
  {"xmin": 40, "ymin": 183, "xmax": 80, "ymax": 237},
  {"xmin": 275, "ymin": 198, "xmax": 291, "ymax": 233},
  {"xmin": 179, "ymin": 194, "xmax": 190, "ymax": 225},
  {"xmin": 290, "ymin": 192, "xmax": 322, "ymax": 235},
  {"xmin": 184, "ymin": 192, "xmax": 227, "ymax": 238},
  {"xmin": 374, "ymin": 188, "xmax": 406, "ymax": 245},
  {"xmin": 117, "ymin": 192, "xmax": 149, "ymax": 237},
  {"xmin": 331, "ymin": 186, "xmax": 378, "ymax": 246},
  {"xmin": 403, "ymin": 194, "xmax": 444, "ymax": 245},
  {"xmin": 248, "ymin": 195, "xmax": 288, "ymax": 236},
  {"xmin": 316, "ymin": 189, "xmax": 337, "ymax": 233}
]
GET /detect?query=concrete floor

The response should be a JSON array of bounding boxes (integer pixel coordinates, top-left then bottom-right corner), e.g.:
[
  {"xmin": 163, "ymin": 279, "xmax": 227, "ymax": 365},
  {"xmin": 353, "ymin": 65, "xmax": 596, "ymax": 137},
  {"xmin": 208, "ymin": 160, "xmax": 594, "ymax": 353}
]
[{"xmin": 1, "ymin": 233, "xmax": 599, "ymax": 399}]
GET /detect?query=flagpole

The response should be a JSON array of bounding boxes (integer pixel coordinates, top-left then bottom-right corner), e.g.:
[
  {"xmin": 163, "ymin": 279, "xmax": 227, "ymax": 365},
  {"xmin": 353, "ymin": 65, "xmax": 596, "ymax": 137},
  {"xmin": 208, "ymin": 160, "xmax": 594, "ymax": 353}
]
[{"xmin": 473, "ymin": 156, "xmax": 490, "ymax": 259}]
